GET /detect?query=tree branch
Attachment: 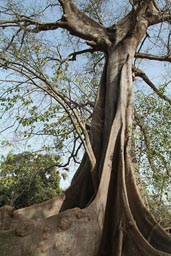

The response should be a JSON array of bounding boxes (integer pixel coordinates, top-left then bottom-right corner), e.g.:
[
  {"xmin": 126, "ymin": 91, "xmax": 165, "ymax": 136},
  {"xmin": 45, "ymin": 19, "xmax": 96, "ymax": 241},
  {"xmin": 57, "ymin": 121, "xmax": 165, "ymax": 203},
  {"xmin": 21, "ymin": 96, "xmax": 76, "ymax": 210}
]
[
  {"xmin": 57, "ymin": 0, "xmax": 111, "ymax": 50},
  {"xmin": 45, "ymin": 134, "xmax": 82, "ymax": 169},
  {"xmin": 135, "ymin": 52, "xmax": 171, "ymax": 62},
  {"xmin": 133, "ymin": 66, "xmax": 171, "ymax": 105},
  {"xmin": 134, "ymin": 109, "xmax": 158, "ymax": 175},
  {"xmin": 149, "ymin": 11, "xmax": 171, "ymax": 26},
  {"xmin": 0, "ymin": 1, "xmax": 111, "ymax": 51},
  {"xmin": 0, "ymin": 56, "xmax": 96, "ymax": 172},
  {"xmin": 68, "ymin": 48, "xmax": 95, "ymax": 60}
]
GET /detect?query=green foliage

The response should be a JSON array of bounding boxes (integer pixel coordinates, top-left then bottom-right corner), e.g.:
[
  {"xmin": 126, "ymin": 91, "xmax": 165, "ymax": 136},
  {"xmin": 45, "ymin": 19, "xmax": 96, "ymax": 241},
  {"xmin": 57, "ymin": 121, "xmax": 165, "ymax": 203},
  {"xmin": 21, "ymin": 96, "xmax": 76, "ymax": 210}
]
[
  {"xmin": 0, "ymin": 33, "xmax": 96, "ymax": 158},
  {"xmin": 134, "ymin": 84, "xmax": 171, "ymax": 224},
  {"xmin": 147, "ymin": 196, "xmax": 171, "ymax": 229},
  {"xmin": 0, "ymin": 152, "xmax": 61, "ymax": 209}
]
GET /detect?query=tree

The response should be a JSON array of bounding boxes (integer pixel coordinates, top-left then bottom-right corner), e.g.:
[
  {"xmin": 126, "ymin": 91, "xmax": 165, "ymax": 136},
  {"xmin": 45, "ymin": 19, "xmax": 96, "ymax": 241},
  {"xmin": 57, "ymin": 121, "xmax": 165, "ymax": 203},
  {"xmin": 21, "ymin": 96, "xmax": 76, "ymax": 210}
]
[
  {"xmin": 0, "ymin": 0, "xmax": 171, "ymax": 255},
  {"xmin": 0, "ymin": 152, "xmax": 61, "ymax": 208}
]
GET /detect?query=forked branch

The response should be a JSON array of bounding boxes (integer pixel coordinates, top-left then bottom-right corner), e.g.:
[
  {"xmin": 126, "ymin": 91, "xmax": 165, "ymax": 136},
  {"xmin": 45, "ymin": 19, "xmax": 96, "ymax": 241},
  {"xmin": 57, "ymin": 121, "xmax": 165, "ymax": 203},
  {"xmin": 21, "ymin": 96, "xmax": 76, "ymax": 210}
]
[
  {"xmin": 0, "ymin": 0, "xmax": 111, "ymax": 51},
  {"xmin": 57, "ymin": 0, "xmax": 111, "ymax": 50}
]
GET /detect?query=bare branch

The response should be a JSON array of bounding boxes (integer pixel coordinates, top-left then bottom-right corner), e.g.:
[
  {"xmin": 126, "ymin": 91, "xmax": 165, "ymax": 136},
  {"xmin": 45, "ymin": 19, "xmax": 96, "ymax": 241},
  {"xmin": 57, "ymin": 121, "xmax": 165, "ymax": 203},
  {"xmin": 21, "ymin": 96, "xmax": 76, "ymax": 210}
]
[
  {"xmin": 45, "ymin": 135, "xmax": 82, "ymax": 169},
  {"xmin": 149, "ymin": 11, "xmax": 171, "ymax": 25},
  {"xmin": 57, "ymin": 0, "xmax": 111, "ymax": 50},
  {"xmin": 133, "ymin": 66, "xmax": 171, "ymax": 105},
  {"xmin": 68, "ymin": 48, "xmax": 95, "ymax": 61},
  {"xmin": 135, "ymin": 52, "xmax": 171, "ymax": 62},
  {"xmin": 0, "ymin": 1, "xmax": 111, "ymax": 51},
  {"xmin": 48, "ymin": 48, "xmax": 96, "ymax": 64}
]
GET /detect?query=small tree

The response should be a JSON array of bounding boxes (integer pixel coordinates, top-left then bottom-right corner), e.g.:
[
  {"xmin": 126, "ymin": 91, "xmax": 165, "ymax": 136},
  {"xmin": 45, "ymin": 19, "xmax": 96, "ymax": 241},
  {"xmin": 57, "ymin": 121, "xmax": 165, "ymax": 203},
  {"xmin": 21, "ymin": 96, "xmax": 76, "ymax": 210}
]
[{"xmin": 0, "ymin": 152, "xmax": 61, "ymax": 208}]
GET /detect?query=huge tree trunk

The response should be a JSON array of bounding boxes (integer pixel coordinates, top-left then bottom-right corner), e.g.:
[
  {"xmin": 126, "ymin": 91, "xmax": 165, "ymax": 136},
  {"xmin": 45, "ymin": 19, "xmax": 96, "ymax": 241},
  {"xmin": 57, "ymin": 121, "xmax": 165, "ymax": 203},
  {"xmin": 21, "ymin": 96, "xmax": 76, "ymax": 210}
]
[{"xmin": 0, "ymin": 1, "xmax": 171, "ymax": 255}]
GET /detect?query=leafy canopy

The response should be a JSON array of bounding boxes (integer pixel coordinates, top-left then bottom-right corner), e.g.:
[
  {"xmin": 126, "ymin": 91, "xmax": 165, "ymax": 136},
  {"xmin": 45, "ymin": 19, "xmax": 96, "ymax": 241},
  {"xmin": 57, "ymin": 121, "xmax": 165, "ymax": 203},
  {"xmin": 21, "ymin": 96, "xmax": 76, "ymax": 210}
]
[{"xmin": 0, "ymin": 152, "xmax": 61, "ymax": 208}]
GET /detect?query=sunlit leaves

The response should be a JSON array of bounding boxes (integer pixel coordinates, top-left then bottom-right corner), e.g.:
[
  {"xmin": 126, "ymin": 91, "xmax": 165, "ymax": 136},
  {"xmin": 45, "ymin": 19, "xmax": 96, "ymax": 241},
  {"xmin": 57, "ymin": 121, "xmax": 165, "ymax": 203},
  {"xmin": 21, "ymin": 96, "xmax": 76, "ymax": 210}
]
[{"xmin": 0, "ymin": 29, "xmax": 96, "ymax": 168}]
